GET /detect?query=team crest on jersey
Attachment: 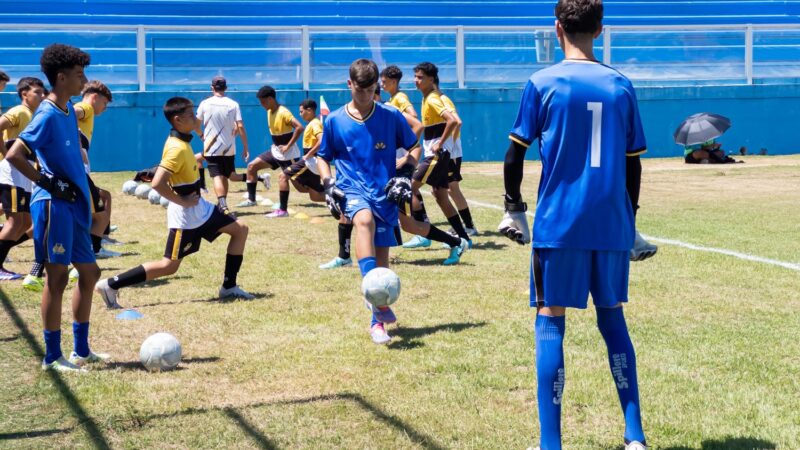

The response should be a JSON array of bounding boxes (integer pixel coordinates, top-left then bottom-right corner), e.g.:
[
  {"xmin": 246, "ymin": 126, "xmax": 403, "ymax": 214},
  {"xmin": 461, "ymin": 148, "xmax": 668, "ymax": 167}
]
[
  {"xmin": 20, "ymin": 196, "xmax": 26, "ymax": 206},
  {"xmin": 374, "ymin": 142, "xmax": 386, "ymax": 150},
  {"xmin": 65, "ymin": 140, "xmax": 71, "ymax": 147},
  {"xmin": 52, "ymin": 243, "xmax": 66, "ymax": 255}
]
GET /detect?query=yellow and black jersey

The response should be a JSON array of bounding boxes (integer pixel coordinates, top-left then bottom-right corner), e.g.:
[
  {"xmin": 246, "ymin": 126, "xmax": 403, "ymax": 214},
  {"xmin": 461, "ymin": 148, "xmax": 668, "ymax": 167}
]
[
  {"xmin": 388, "ymin": 92, "xmax": 414, "ymax": 115},
  {"xmin": 440, "ymin": 94, "xmax": 460, "ymax": 140},
  {"xmin": 421, "ymin": 91, "xmax": 450, "ymax": 140},
  {"xmin": 268, "ymin": 105, "xmax": 296, "ymax": 146},
  {"xmin": 302, "ymin": 117, "xmax": 323, "ymax": 152},
  {"xmin": 159, "ymin": 130, "xmax": 201, "ymax": 196},
  {"xmin": 74, "ymin": 101, "xmax": 95, "ymax": 149},
  {"xmin": 2, "ymin": 104, "xmax": 34, "ymax": 141}
]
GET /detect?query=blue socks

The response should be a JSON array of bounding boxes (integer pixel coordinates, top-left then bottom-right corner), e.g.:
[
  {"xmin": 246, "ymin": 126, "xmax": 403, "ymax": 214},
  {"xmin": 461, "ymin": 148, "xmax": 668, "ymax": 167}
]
[
  {"xmin": 535, "ymin": 314, "xmax": 566, "ymax": 450},
  {"xmin": 73, "ymin": 322, "xmax": 90, "ymax": 358},
  {"xmin": 596, "ymin": 307, "xmax": 645, "ymax": 444},
  {"xmin": 43, "ymin": 329, "xmax": 63, "ymax": 364},
  {"xmin": 357, "ymin": 257, "xmax": 380, "ymax": 326}
]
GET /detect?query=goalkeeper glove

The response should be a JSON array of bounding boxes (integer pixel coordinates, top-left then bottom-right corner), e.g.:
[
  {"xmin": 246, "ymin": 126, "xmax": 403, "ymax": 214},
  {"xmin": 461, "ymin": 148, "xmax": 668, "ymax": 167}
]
[
  {"xmin": 37, "ymin": 172, "xmax": 78, "ymax": 203},
  {"xmin": 497, "ymin": 195, "xmax": 530, "ymax": 245},
  {"xmin": 384, "ymin": 177, "xmax": 413, "ymax": 216},
  {"xmin": 323, "ymin": 177, "xmax": 345, "ymax": 220}
]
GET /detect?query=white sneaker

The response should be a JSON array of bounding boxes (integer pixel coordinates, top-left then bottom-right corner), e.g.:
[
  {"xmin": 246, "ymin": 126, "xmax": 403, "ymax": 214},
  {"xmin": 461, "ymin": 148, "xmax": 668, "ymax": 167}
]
[
  {"xmin": 69, "ymin": 267, "xmax": 79, "ymax": 282},
  {"xmin": 369, "ymin": 323, "xmax": 392, "ymax": 345},
  {"xmin": 69, "ymin": 350, "xmax": 111, "ymax": 367},
  {"xmin": 261, "ymin": 173, "xmax": 271, "ymax": 191},
  {"xmin": 219, "ymin": 285, "xmax": 255, "ymax": 300},
  {"xmin": 101, "ymin": 236, "xmax": 124, "ymax": 246},
  {"xmin": 625, "ymin": 441, "xmax": 647, "ymax": 450},
  {"xmin": 95, "ymin": 278, "xmax": 123, "ymax": 309},
  {"xmin": 237, "ymin": 199, "xmax": 257, "ymax": 207},
  {"xmin": 95, "ymin": 247, "xmax": 122, "ymax": 259},
  {"xmin": 42, "ymin": 356, "xmax": 87, "ymax": 373},
  {"xmin": 630, "ymin": 230, "xmax": 658, "ymax": 262},
  {"xmin": 465, "ymin": 227, "xmax": 479, "ymax": 236}
]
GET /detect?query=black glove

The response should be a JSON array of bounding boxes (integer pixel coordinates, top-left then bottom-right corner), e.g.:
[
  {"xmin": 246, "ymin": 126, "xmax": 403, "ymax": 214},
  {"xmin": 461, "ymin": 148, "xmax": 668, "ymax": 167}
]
[
  {"xmin": 37, "ymin": 172, "xmax": 78, "ymax": 203},
  {"xmin": 384, "ymin": 177, "xmax": 413, "ymax": 215},
  {"xmin": 323, "ymin": 177, "xmax": 345, "ymax": 220}
]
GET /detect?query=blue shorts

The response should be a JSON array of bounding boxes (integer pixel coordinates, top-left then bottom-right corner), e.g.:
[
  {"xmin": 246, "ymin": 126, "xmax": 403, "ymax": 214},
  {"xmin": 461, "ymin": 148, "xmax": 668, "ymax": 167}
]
[
  {"xmin": 530, "ymin": 248, "xmax": 629, "ymax": 309},
  {"xmin": 344, "ymin": 193, "xmax": 399, "ymax": 248},
  {"xmin": 31, "ymin": 199, "xmax": 96, "ymax": 266}
]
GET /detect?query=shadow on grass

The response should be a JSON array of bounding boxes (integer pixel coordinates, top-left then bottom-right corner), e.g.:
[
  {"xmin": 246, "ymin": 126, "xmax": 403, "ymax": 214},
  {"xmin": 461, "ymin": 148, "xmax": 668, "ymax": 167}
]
[
  {"xmin": 470, "ymin": 240, "xmax": 508, "ymax": 250},
  {"xmin": 0, "ymin": 333, "xmax": 19, "ymax": 342},
  {"xmin": 388, "ymin": 321, "xmax": 487, "ymax": 350},
  {"xmin": 229, "ymin": 211, "xmax": 265, "ymax": 217},
  {"xmin": 657, "ymin": 437, "xmax": 777, "ymax": 450},
  {"xmin": 0, "ymin": 289, "xmax": 112, "ymax": 449},
  {"xmin": 392, "ymin": 257, "xmax": 474, "ymax": 267},
  {"xmin": 97, "ymin": 356, "xmax": 220, "ymax": 372},
  {"xmin": 135, "ymin": 292, "xmax": 273, "ymax": 308},
  {"xmin": 0, "ymin": 427, "xmax": 74, "ymax": 441}
]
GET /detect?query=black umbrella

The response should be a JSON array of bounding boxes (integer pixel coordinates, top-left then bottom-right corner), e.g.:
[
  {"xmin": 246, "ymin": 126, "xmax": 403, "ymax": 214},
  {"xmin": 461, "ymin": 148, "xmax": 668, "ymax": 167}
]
[{"xmin": 673, "ymin": 113, "xmax": 731, "ymax": 146}]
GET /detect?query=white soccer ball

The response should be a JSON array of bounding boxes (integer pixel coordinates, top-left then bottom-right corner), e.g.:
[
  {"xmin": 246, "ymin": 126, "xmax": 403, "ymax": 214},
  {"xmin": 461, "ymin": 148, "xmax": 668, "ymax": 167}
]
[
  {"xmin": 122, "ymin": 180, "xmax": 138, "ymax": 195},
  {"xmin": 134, "ymin": 184, "xmax": 151, "ymax": 199},
  {"xmin": 139, "ymin": 332, "xmax": 182, "ymax": 372},
  {"xmin": 147, "ymin": 188, "xmax": 161, "ymax": 205},
  {"xmin": 159, "ymin": 196, "xmax": 170, "ymax": 208},
  {"xmin": 361, "ymin": 267, "xmax": 401, "ymax": 308}
]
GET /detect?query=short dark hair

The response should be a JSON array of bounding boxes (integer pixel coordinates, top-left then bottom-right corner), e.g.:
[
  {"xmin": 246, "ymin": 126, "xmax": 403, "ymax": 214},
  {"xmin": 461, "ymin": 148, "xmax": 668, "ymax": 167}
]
[
  {"xmin": 16, "ymin": 77, "xmax": 45, "ymax": 99},
  {"xmin": 163, "ymin": 97, "xmax": 193, "ymax": 125},
  {"xmin": 40, "ymin": 44, "xmax": 91, "ymax": 87},
  {"xmin": 82, "ymin": 80, "xmax": 112, "ymax": 102},
  {"xmin": 413, "ymin": 62, "xmax": 439, "ymax": 85},
  {"xmin": 299, "ymin": 98, "xmax": 317, "ymax": 111},
  {"xmin": 555, "ymin": 0, "xmax": 603, "ymax": 35},
  {"xmin": 380, "ymin": 65, "xmax": 403, "ymax": 81},
  {"xmin": 256, "ymin": 85, "xmax": 276, "ymax": 100},
  {"xmin": 349, "ymin": 58, "xmax": 379, "ymax": 88},
  {"xmin": 0, "ymin": 71, "xmax": 9, "ymax": 83}
]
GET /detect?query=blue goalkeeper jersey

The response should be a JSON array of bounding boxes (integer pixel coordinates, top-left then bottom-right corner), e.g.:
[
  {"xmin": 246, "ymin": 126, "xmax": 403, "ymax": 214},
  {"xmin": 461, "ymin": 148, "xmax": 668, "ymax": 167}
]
[
  {"xmin": 509, "ymin": 60, "xmax": 647, "ymax": 251},
  {"xmin": 318, "ymin": 101, "xmax": 418, "ymax": 206}
]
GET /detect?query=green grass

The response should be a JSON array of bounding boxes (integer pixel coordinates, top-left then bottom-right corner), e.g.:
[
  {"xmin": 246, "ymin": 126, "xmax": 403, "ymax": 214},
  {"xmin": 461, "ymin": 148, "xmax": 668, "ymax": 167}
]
[{"xmin": 1, "ymin": 156, "xmax": 799, "ymax": 449}]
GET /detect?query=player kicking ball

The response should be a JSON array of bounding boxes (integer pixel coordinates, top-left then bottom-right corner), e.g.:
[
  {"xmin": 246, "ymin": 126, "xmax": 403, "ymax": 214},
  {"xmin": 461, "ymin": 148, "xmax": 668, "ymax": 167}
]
[
  {"xmin": 96, "ymin": 97, "xmax": 253, "ymax": 308},
  {"xmin": 316, "ymin": 59, "xmax": 419, "ymax": 344},
  {"xmin": 500, "ymin": 1, "xmax": 647, "ymax": 449}
]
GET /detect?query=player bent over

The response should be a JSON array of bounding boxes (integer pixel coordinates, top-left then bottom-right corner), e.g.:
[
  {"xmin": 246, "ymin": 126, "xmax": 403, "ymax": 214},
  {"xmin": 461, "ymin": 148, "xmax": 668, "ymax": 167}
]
[
  {"xmin": 316, "ymin": 59, "xmax": 418, "ymax": 344},
  {"xmin": 499, "ymin": 2, "xmax": 647, "ymax": 449},
  {"xmin": 96, "ymin": 97, "xmax": 253, "ymax": 308},
  {"xmin": 6, "ymin": 44, "xmax": 107, "ymax": 372}
]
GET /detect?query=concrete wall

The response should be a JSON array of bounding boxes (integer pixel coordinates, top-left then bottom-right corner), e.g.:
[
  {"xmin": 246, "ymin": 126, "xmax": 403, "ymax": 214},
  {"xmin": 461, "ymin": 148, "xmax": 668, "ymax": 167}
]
[{"xmin": 2, "ymin": 83, "xmax": 796, "ymax": 172}]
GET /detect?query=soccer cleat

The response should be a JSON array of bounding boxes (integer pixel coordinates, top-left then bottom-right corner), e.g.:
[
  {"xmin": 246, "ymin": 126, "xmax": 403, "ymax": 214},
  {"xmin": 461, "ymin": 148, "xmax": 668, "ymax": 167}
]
[
  {"xmin": 69, "ymin": 350, "xmax": 111, "ymax": 367},
  {"xmin": 42, "ymin": 356, "xmax": 87, "ymax": 373},
  {"xmin": 95, "ymin": 247, "xmax": 122, "ymax": 259},
  {"xmin": 69, "ymin": 267, "xmax": 79, "ymax": 282},
  {"xmin": 22, "ymin": 275, "xmax": 44, "ymax": 292},
  {"xmin": 465, "ymin": 227, "xmax": 479, "ymax": 237},
  {"xmin": 94, "ymin": 278, "xmax": 123, "ymax": 310},
  {"xmin": 630, "ymin": 230, "xmax": 658, "ymax": 262},
  {"xmin": 265, "ymin": 208, "xmax": 289, "ymax": 218},
  {"xmin": 237, "ymin": 199, "xmax": 257, "ymax": 207},
  {"xmin": 441, "ymin": 239, "xmax": 473, "ymax": 250},
  {"xmin": 443, "ymin": 238, "xmax": 469, "ymax": 266},
  {"xmin": 101, "ymin": 236, "xmax": 125, "ymax": 246},
  {"xmin": 369, "ymin": 323, "xmax": 392, "ymax": 345},
  {"xmin": 0, "ymin": 268, "xmax": 22, "ymax": 281},
  {"xmin": 625, "ymin": 441, "xmax": 647, "ymax": 450},
  {"xmin": 260, "ymin": 173, "xmax": 271, "ymax": 191},
  {"xmin": 108, "ymin": 225, "xmax": 118, "ymax": 233},
  {"xmin": 365, "ymin": 299, "xmax": 397, "ymax": 324},
  {"xmin": 402, "ymin": 235, "xmax": 431, "ymax": 249},
  {"xmin": 318, "ymin": 256, "xmax": 353, "ymax": 270},
  {"xmin": 219, "ymin": 285, "xmax": 255, "ymax": 300}
]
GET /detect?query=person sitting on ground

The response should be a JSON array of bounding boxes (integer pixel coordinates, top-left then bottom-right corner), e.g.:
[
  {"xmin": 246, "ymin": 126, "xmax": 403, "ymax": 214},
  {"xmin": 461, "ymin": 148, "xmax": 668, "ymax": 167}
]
[{"xmin": 684, "ymin": 139, "xmax": 739, "ymax": 164}]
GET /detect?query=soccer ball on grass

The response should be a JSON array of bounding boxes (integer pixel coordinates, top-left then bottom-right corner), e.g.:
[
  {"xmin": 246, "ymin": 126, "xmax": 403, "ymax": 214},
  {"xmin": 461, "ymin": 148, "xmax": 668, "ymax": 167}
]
[{"xmin": 139, "ymin": 332, "xmax": 182, "ymax": 372}]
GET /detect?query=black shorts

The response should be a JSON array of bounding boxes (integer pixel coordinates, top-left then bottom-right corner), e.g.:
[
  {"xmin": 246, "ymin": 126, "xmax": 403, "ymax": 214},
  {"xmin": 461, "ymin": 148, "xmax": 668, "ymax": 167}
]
[
  {"xmin": 205, "ymin": 155, "xmax": 236, "ymax": 178},
  {"xmin": 412, "ymin": 152, "xmax": 450, "ymax": 188},
  {"xmin": 397, "ymin": 162, "xmax": 416, "ymax": 179},
  {"xmin": 447, "ymin": 157, "xmax": 463, "ymax": 182},
  {"xmin": 163, "ymin": 206, "xmax": 237, "ymax": 260},
  {"xmin": 87, "ymin": 175, "xmax": 105, "ymax": 213},
  {"xmin": 0, "ymin": 183, "xmax": 31, "ymax": 214},
  {"xmin": 256, "ymin": 152, "xmax": 297, "ymax": 170},
  {"xmin": 284, "ymin": 160, "xmax": 323, "ymax": 193}
]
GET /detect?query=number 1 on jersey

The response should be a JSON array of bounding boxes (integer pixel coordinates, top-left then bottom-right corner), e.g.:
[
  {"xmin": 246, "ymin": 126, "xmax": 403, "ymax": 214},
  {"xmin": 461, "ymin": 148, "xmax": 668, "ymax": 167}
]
[{"xmin": 587, "ymin": 102, "xmax": 602, "ymax": 168}]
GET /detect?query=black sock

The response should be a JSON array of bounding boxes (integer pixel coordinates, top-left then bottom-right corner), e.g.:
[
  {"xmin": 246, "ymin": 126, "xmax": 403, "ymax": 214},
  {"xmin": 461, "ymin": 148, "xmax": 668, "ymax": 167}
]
[
  {"xmin": 30, "ymin": 262, "xmax": 44, "ymax": 278},
  {"xmin": 416, "ymin": 195, "xmax": 430, "ymax": 223},
  {"xmin": 257, "ymin": 174, "xmax": 265, "ymax": 182},
  {"xmin": 223, "ymin": 254, "xmax": 243, "ymax": 289},
  {"xmin": 108, "ymin": 265, "xmax": 147, "ymax": 290},
  {"xmin": 447, "ymin": 214, "xmax": 469, "ymax": 240},
  {"xmin": 458, "ymin": 207, "xmax": 475, "ymax": 229},
  {"xmin": 218, "ymin": 196, "xmax": 228, "ymax": 210},
  {"xmin": 338, "ymin": 223, "xmax": 354, "ymax": 259},
  {"xmin": 0, "ymin": 240, "xmax": 14, "ymax": 269},
  {"xmin": 199, "ymin": 168, "xmax": 206, "ymax": 190},
  {"xmin": 279, "ymin": 190, "xmax": 289, "ymax": 211},
  {"xmin": 104, "ymin": 223, "xmax": 111, "ymax": 236},
  {"xmin": 246, "ymin": 181, "xmax": 257, "ymax": 202},
  {"xmin": 91, "ymin": 234, "xmax": 103, "ymax": 254},
  {"xmin": 426, "ymin": 225, "xmax": 461, "ymax": 247},
  {"xmin": 14, "ymin": 234, "xmax": 30, "ymax": 246}
]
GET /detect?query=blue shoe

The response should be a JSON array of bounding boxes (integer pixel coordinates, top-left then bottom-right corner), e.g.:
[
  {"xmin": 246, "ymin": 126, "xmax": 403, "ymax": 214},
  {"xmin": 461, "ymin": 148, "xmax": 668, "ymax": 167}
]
[
  {"xmin": 365, "ymin": 300, "xmax": 397, "ymax": 324},
  {"xmin": 402, "ymin": 235, "xmax": 431, "ymax": 249},
  {"xmin": 319, "ymin": 257, "xmax": 353, "ymax": 269},
  {"xmin": 443, "ymin": 238, "xmax": 469, "ymax": 266},
  {"xmin": 441, "ymin": 239, "xmax": 473, "ymax": 250}
]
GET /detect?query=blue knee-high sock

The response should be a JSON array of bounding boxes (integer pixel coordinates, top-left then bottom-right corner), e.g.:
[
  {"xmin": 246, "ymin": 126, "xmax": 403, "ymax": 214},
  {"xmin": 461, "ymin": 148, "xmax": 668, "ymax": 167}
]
[
  {"xmin": 596, "ymin": 307, "xmax": 645, "ymax": 444},
  {"xmin": 535, "ymin": 314, "xmax": 566, "ymax": 450},
  {"xmin": 43, "ymin": 329, "xmax": 63, "ymax": 364},
  {"xmin": 357, "ymin": 257, "xmax": 380, "ymax": 326},
  {"xmin": 73, "ymin": 322, "xmax": 90, "ymax": 358}
]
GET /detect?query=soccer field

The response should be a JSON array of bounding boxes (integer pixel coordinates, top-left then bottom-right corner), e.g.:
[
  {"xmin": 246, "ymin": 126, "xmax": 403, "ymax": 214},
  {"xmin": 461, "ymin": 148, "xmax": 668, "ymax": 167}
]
[{"xmin": 1, "ymin": 156, "xmax": 798, "ymax": 449}]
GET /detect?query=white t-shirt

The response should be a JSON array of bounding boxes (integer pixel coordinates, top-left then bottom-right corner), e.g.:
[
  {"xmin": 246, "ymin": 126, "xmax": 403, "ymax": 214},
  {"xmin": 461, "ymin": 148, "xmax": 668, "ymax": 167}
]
[
  {"xmin": 167, "ymin": 197, "xmax": 214, "ymax": 230},
  {"xmin": 0, "ymin": 159, "xmax": 33, "ymax": 192},
  {"xmin": 196, "ymin": 95, "xmax": 242, "ymax": 157}
]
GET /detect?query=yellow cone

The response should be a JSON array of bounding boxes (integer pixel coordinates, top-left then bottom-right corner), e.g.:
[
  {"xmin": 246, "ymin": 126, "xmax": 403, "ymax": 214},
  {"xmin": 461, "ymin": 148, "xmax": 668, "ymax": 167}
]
[
  {"xmin": 309, "ymin": 217, "xmax": 326, "ymax": 224},
  {"xmin": 295, "ymin": 212, "xmax": 309, "ymax": 220}
]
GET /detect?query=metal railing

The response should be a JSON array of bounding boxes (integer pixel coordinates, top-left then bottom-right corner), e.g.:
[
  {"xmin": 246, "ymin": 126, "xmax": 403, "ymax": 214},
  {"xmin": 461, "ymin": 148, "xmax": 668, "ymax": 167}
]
[{"xmin": 2, "ymin": 23, "xmax": 800, "ymax": 90}]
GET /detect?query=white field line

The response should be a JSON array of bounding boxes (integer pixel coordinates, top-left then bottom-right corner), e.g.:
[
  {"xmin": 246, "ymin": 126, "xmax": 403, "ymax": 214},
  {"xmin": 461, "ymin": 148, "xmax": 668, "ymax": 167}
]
[{"xmin": 426, "ymin": 191, "xmax": 800, "ymax": 272}]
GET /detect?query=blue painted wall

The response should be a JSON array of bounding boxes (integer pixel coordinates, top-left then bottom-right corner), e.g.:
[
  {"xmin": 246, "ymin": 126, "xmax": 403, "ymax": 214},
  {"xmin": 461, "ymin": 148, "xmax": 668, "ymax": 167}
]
[{"xmin": 2, "ymin": 83, "xmax": 796, "ymax": 171}]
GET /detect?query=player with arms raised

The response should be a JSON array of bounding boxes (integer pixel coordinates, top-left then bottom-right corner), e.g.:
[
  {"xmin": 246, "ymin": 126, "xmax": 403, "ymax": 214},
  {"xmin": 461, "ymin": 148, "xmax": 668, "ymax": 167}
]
[{"xmin": 499, "ymin": 1, "xmax": 647, "ymax": 449}]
